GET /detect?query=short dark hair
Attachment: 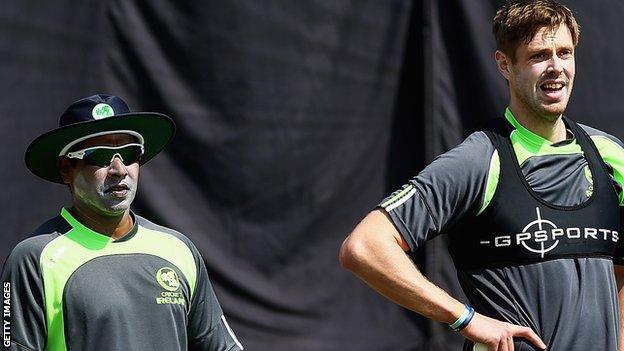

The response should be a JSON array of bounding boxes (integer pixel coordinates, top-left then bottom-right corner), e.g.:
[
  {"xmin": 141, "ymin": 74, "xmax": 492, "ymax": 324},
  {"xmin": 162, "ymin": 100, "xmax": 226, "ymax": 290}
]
[{"xmin": 493, "ymin": 0, "xmax": 580, "ymax": 62}]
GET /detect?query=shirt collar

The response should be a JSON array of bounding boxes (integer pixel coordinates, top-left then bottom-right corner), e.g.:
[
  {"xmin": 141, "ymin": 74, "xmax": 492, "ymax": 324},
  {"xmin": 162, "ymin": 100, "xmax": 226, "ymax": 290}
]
[
  {"xmin": 504, "ymin": 107, "xmax": 575, "ymax": 148},
  {"xmin": 60, "ymin": 207, "xmax": 139, "ymax": 244}
]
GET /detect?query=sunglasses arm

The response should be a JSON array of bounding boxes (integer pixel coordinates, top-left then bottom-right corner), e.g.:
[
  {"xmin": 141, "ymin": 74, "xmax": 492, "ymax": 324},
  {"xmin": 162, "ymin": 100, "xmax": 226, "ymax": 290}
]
[{"xmin": 65, "ymin": 150, "xmax": 86, "ymax": 160}]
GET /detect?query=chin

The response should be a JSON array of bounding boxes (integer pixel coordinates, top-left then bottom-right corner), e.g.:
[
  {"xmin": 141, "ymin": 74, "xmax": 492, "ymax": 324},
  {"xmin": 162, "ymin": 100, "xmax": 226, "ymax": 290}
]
[
  {"xmin": 96, "ymin": 208, "xmax": 128, "ymax": 218},
  {"xmin": 539, "ymin": 102, "xmax": 568, "ymax": 121},
  {"xmin": 98, "ymin": 202, "xmax": 131, "ymax": 216},
  {"xmin": 539, "ymin": 111, "xmax": 562, "ymax": 122}
]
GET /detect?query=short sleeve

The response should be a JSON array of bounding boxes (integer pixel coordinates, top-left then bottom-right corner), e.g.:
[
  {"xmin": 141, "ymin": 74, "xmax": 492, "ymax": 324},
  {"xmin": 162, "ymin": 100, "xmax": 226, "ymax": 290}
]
[
  {"xmin": 582, "ymin": 125, "xmax": 624, "ymax": 265},
  {"xmin": 187, "ymin": 244, "xmax": 243, "ymax": 351},
  {"xmin": 1, "ymin": 237, "xmax": 49, "ymax": 351},
  {"xmin": 379, "ymin": 131, "xmax": 495, "ymax": 254},
  {"xmin": 583, "ymin": 124, "xmax": 624, "ymax": 205}
]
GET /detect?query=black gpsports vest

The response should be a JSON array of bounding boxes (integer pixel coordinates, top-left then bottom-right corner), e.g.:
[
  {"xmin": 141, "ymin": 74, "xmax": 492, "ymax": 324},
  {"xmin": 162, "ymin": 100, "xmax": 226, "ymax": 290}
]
[{"xmin": 448, "ymin": 117, "xmax": 620, "ymax": 270}]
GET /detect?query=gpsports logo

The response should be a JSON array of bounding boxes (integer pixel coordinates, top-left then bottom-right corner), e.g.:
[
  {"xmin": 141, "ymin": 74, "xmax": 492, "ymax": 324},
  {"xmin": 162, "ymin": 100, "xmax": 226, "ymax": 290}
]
[{"xmin": 479, "ymin": 207, "xmax": 618, "ymax": 258}]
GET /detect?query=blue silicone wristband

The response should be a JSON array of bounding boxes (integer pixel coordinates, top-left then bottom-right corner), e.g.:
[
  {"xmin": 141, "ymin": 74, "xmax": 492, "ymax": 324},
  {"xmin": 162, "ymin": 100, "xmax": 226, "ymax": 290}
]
[
  {"xmin": 449, "ymin": 305, "xmax": 475, "ymax": 331},
  {"xmin": 455, "ymin": 305, "xmax": 475, "ymax": 331}
]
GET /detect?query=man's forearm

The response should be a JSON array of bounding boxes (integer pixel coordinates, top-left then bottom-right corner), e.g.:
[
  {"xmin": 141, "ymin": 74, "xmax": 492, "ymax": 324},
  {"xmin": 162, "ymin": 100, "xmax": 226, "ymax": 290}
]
[
  {"xmin": 339, "ymin": 210, "xmax": 465, "ymax": 324},
  {"xmin": 340, "ymin": 210, "xmax": 547, "ymax": 350}
]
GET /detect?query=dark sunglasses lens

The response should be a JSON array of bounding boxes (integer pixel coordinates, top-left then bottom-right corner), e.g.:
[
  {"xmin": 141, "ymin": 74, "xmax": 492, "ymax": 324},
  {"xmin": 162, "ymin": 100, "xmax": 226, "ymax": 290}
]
[
  {"xmin": 83, "ymin": 146, "xmax": 143, "ymax": 167},
  {"xmin": 117, "ymin": 146, "xmax": 143, "ymax": 164}
]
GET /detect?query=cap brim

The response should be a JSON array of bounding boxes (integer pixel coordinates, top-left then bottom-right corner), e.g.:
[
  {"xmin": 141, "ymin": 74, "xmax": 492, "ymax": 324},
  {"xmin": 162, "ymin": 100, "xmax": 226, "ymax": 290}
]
[{"xmin": 25, "ymin": 112, "xmax": 175, "ymax": 183}]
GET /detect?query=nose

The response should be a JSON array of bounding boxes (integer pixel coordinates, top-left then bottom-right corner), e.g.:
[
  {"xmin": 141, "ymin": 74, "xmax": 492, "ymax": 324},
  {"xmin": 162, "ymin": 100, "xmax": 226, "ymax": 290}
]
[
  {"xmin": 107, "ymin": 155, "xmax": 128, "ymax": 177},
  {"xmin": 547, "ymin": 55, "xmax": 564, "ymax": 75}
]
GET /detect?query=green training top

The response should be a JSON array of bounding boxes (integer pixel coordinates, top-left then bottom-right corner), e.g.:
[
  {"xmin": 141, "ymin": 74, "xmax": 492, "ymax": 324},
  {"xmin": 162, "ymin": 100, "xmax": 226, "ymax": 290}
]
[{"xmin": 1, "ymin": 208, "xmax": 243, "ymax": 351}]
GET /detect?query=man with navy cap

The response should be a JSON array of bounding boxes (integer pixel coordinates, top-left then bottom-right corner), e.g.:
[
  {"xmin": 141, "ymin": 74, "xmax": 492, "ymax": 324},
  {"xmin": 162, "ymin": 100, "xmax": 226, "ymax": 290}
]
[{"xmin": 1, "ymin": 95, "xmax": 243, "ymax": 351}]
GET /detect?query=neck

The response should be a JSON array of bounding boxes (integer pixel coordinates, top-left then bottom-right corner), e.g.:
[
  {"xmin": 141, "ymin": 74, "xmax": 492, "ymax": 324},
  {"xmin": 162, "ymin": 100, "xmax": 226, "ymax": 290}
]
[
  {"xmin": 508, "ymin": 100, "xmax": 567, "ymax": 143},
  {"xmin": 69, "ymin": 204, "xmax": 133, "ymax": 240}
]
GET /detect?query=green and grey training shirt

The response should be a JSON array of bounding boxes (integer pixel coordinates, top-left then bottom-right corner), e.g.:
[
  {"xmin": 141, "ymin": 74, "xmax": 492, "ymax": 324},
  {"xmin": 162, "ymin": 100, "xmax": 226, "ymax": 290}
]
[
  {"xmin": 381, "ymin": 109, "xmax": 624, "ymax": 350},
  {"xmin": 1, "ymin": 208, "xmax": 243, "ymax": 351}
]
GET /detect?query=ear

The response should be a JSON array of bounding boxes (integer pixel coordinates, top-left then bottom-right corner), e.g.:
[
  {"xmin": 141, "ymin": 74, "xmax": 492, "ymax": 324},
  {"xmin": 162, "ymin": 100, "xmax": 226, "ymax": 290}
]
[
  {"xmin": 57, "ymin": 157, "xmax": 74, "ymax": 185},
  {"xmin": 495, "ymin": 50, "xmax": 511, "ymax": 80}
]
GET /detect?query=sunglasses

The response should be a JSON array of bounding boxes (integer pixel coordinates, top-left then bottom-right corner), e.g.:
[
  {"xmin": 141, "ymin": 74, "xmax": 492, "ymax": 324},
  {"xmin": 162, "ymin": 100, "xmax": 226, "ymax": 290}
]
[{"xmin": 64, "ymin": 143, "xmax": 145, "ymax": 167}]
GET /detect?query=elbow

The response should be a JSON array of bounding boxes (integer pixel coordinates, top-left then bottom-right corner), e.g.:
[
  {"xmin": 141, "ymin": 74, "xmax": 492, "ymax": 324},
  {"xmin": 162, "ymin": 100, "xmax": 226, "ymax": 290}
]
[
  {"xmin": 339, "ymin": 234, "xmax": 366, "ymax": 272},
  {"xmin": 338, "ymin": 238, "xmax": 354, "ymax": 270}
]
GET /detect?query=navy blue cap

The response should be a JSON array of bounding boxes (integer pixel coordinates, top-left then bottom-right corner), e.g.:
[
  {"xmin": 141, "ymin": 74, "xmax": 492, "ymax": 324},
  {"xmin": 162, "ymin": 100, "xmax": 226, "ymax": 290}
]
[
  {"xmin": 59, "ymin": 94, "xmax": 133, "ymax": 126},
  {"xmin": 25, "ymin": 94, "xmax": 176, "ymax": 183}
]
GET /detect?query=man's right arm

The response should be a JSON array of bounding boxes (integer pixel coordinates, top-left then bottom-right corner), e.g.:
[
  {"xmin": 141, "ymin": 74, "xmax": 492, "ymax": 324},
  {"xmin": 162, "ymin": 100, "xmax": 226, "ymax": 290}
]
[
  {"xmin": 339, "ymin": 209, "xmax": 546, "ymax": 351},
  {"xmin": 185, "ymin": 240, "xmax": 243, "ymax": 351},
  {"xmin": 1, "ymin": 237, "xmax": 48, "ymax": 351}
]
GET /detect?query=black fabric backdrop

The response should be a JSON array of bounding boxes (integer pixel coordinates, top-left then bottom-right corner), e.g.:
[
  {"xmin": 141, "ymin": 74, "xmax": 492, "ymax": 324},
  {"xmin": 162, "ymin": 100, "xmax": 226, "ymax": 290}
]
[{"xmin": 2, "ymin": 1, "xmax": 624, "ymax": 350}]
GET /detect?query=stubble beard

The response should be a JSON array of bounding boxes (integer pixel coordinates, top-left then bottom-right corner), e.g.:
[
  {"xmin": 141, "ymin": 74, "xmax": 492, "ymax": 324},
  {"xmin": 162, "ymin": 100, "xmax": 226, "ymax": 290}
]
[
  {"xmin": 72, "ymin": 176, "xmax": 136, "ymax": 218},
  {"xmin": 514, "ymin": 82, "xmax": 571, "ymax": 123}
]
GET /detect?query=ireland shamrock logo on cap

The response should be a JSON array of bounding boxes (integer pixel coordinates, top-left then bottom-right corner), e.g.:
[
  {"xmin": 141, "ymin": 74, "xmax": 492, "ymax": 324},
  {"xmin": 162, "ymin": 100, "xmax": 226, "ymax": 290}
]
[{"xmin": 92, "ymin": 103, "xmax": 115, "ymax": 119}]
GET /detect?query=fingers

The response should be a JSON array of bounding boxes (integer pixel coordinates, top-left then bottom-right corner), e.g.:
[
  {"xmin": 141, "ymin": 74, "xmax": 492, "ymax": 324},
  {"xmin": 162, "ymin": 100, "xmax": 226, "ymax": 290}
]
[
  {"xmin": 486, "ymin": 342, "xmax": 497, "ymax": 351},
  {"xmin": 497, "ymin": 337, "xmax": 507, "ymax": 351},
  {"xmin": 464, "ymin": 315, "xmax": 546, "ymax": 351},
  {"xmin": 510, "ymin": 325, "xmax": 547, "ymax": 350},
  {"xmin": 497, "ymin": 336, "xmax": 514, "ymax": 351},
  {"xmin": 507, "ymin": 336, "xmax": 514, "ymax": 351},
  {"xmin": 484, "ymin": 340, "xmax": 511, "ymax": 351}
]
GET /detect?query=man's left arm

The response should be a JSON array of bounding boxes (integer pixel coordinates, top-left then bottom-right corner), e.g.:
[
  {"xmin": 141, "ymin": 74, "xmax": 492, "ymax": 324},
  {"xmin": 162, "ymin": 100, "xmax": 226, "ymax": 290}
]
[
  {"xmin": 615, "ymin": 263, "xmax": 624, "ymax": 351},
  {"xmin": 614, "ymin": 205, "xmax": 624, "ymax": 351},
  {"xmin": 589, "ymin": 129, "xmax": 624, "ymax": 350},
  {"xmin": 187, "ymin": 246, "xmax": 243, "ymax": 351}
]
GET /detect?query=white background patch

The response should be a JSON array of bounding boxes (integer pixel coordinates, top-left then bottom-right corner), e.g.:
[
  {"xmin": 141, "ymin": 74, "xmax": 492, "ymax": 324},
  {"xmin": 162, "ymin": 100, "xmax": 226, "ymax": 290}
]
[{"xmin": 92, "ymin": 103, "xmax": 115, "ymax": 119}]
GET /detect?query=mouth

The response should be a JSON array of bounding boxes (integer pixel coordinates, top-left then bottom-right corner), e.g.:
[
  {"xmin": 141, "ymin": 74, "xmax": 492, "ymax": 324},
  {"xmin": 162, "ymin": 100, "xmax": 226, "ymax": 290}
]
[
  {"xmin": 104, "ymin": 184, "xmax": 130, "ymax": 194},
  {"xmin": 538, "ymin": 80, "xmax": 566, "ymax": 101}
]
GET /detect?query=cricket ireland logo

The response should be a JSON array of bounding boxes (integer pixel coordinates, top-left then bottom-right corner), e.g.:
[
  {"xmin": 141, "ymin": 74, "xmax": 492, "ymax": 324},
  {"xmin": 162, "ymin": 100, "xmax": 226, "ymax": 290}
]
[
  {"xmin": 155, "ymin": 267, "xmax": 185, "ymax": 305},
  {"xmin": 91, "ymin": 103, "xmax": 115, "ymax": 119},
  {"xmin": 156, "ymin": 267, "xmax": 180, "ymax": 291}
]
